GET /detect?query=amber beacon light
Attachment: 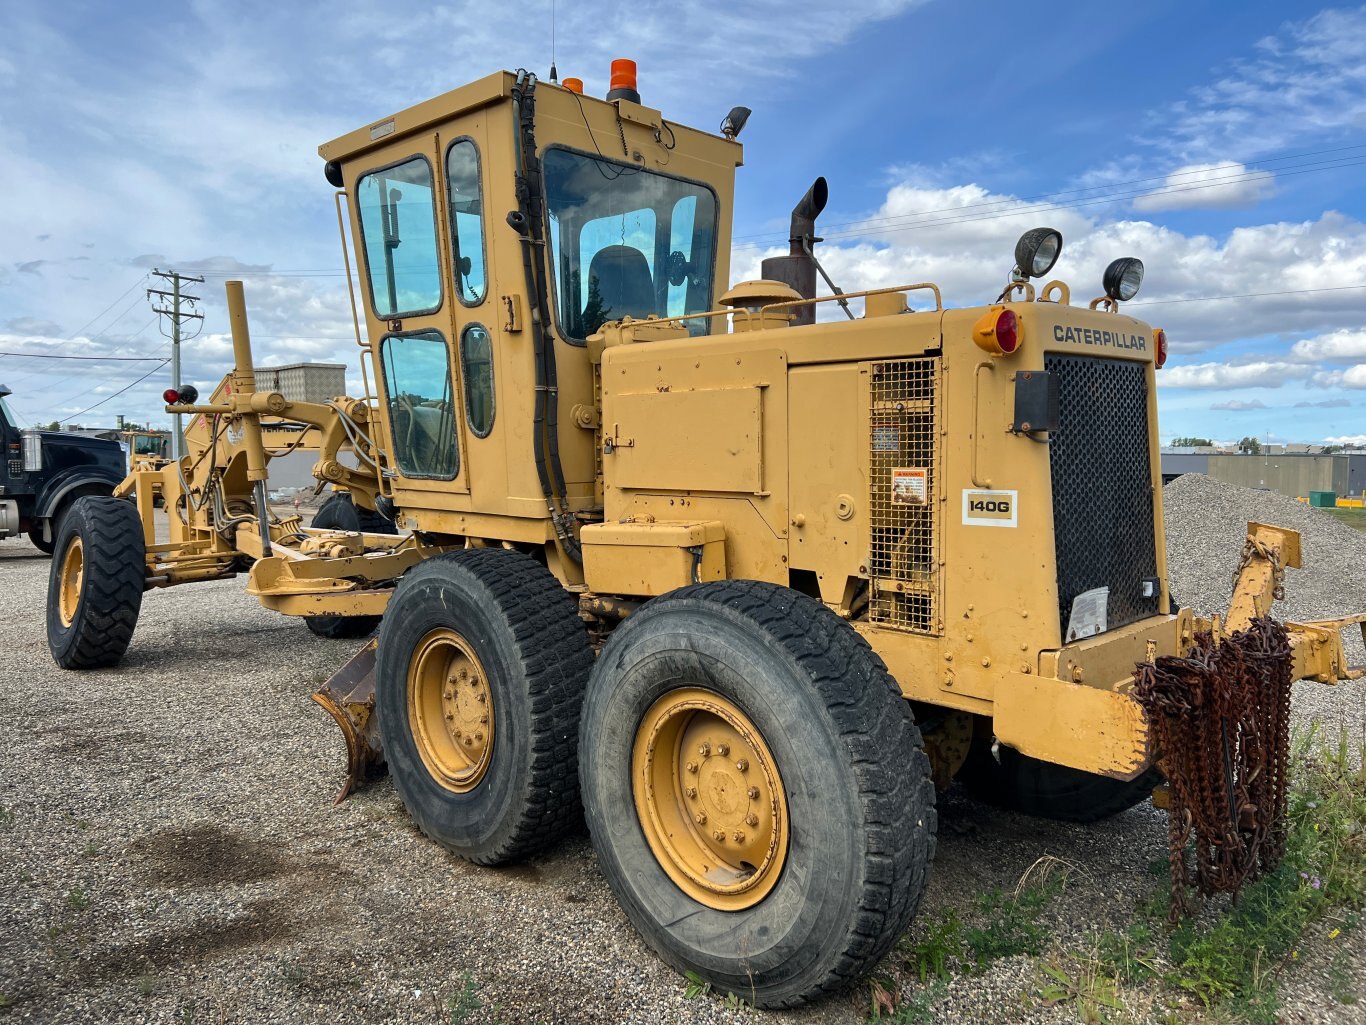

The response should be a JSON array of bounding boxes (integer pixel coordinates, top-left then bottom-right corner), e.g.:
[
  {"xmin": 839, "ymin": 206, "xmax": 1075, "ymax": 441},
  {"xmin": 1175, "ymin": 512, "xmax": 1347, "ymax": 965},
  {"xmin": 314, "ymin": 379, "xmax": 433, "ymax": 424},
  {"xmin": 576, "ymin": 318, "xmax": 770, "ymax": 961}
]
[{"xmin": 606, "ymin": 59, "xmax": 640, "ymax": 103}]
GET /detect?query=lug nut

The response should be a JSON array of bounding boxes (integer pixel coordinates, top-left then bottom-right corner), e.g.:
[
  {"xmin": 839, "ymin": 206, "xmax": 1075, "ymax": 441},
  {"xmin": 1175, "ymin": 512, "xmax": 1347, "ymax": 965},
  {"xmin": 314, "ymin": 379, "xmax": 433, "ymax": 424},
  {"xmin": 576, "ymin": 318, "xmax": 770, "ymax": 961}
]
[
  {"xmin": 464, "ymin": 737, "xmax": 473, "ymax": 747},
  {"xmin": 716, "ymin": 743, "xmax": 729, "ymax": 756},
  {"xmin": 735, "ymin": 758, "xmax": 748, "ymax": 772},
  {"xmin": 695, "ymin": 812, "xmax": 707, "ymax": 825},
  {"xmin": 454, "ymin": 729, "xmax": 462, "ymax": 738},
  {"xmin": 475, "ymin": 732, "xmax": 483, "ymax": 742},
  {"xmin": 685, "ymin": 786, "xmax": 697, "ymax": 799},
  {"xmin": 445, "ymin": 690, "xmax": 454, "ymax": 700},
  {"xmin": 446, "ymin": 713, "xmax": 454, "ymax": 721},
  {"xmin": 747, "ymin": 786, "xmax": 760, "ymax": 799},
  {"xmin": 746, "ymin": 813, "xmax": 759, "ymax": 827},
  {"xmin": 479, "ymin": 714, "xmax": 489, "ymax": 724},
  {"xmin": 698, "ymin": 742, "xmax": 710, "ymax": 756},
  {"xmin": 712, "ymin": 830, "xmax": 726, "ymax": 842},
  {"xmin": 685, "ymin": 761, "xmax": 698, "ymax": 774},
  {"xmin": 732, "ymin": 831, "xmax": 745, "ymax": 843},
  {"xmin": 476, "ymin": 692, "xmax": 486, "ymax": 703}
]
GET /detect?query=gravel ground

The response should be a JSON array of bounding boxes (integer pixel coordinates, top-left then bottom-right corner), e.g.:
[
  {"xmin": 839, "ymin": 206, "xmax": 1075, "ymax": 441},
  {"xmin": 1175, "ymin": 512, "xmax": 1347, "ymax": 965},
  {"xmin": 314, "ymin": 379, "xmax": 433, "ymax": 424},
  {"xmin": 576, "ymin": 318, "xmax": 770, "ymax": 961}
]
[{"xmin": 1, "ymin": 478, "xmax": 1362, "ymax": 1024}]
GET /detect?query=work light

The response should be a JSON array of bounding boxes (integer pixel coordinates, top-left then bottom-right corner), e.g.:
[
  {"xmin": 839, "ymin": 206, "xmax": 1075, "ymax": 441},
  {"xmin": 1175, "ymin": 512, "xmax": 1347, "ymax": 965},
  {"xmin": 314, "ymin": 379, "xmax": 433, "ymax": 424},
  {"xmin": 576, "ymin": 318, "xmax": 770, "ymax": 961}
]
[
  {"xmin": 1103, "ymin": 257, "xmax": 1144, "ymax": 301},
  {"xmin": 1013, "ymin": 228, "xmax": 1063, "ymax": 279}
]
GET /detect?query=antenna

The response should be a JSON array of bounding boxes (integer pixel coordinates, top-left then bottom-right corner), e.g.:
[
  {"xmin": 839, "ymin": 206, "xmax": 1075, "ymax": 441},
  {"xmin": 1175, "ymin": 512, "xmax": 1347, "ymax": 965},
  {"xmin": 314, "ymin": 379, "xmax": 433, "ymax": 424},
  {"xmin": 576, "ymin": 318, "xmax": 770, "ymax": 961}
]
[{"xmin": 549, "ymin": 0, "xmax": 558, "ymax": 82}]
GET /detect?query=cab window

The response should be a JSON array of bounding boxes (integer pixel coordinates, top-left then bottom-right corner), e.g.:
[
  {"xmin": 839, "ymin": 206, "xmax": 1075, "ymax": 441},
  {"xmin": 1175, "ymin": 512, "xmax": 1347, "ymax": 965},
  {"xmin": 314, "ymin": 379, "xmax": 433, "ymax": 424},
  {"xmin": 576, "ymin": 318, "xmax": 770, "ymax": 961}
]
[
  {"xmin": 446, "ymin": 139, "xmax": 487, "ymax": 306},
  {"xmin": 544, "ymin": 149, "xmax": 717, "ymax": 342},
  {"xmin": 357, "ymin": 156, "xmax": 443, "ymax": 318},
  {"xmin": 460, "ymin": 324, "xmax": 495, "ymax": 437},
  {"xmin": 380, "ymin": 330, "xmax": 458, "ymax": 479}
]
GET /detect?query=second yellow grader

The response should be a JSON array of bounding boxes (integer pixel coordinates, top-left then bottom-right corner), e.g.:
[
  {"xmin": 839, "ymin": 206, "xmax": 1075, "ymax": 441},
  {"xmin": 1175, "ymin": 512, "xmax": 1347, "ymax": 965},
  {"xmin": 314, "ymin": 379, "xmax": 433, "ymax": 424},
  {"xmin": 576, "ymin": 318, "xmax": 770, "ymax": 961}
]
[{"xmin": 46, "ymin": 61, "xmax": 1364, "ymax": 1006}]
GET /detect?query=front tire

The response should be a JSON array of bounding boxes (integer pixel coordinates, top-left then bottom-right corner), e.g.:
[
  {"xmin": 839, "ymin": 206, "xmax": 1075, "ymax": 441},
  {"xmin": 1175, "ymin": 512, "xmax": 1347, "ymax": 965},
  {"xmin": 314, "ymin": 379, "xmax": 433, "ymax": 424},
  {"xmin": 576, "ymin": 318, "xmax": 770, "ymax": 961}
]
[
  {"xmin": 46, "ymin": 497, "xmax": 145, "ymax": 669},
  {"xmin": 580, "ymin": 581, "xmax": 936, "ymax": 1008},
  {"xmin": 374, "ymin": 549, "xmax": 593, "ymax": 864},
  {"xmin": 303, "ymin": 492, "xmax": 396, "ymax": 639}
]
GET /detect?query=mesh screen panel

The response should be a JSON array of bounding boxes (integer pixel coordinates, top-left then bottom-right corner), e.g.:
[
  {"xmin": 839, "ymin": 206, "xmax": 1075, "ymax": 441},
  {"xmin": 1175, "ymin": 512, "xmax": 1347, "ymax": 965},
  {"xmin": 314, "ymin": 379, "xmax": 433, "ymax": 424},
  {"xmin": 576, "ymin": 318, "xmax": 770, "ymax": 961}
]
[
  {"xmin": 869, "ymin": 359, "xmax": 939, "ymax": 633},
  {"xmin": 1045, "ymin": 354, "xmax": 1160, "ymax": 637}
]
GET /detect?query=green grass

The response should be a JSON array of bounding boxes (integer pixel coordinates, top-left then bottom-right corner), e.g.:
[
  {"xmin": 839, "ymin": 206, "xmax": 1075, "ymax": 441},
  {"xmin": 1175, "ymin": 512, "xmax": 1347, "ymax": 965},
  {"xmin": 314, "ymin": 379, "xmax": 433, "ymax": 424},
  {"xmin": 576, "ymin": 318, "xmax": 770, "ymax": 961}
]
[
  {"xmin": 1161, "ymin": 725, "xmax": 1366, "ymax": 1015},
  {"xmin": 446, "ymin": 972, "xmax": 481, "ymax": 1024},
  {"xmin": 1323, "ymin": 506, "xmax": 1366, "ymax": 532}
]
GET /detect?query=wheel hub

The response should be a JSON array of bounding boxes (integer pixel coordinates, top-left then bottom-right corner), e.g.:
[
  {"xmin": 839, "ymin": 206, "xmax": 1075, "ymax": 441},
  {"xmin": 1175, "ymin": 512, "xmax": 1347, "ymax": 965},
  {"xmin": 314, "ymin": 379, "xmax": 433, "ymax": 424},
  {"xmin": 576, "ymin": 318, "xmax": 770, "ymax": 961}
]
[
  {"xmin": 58, "ymin": 537, "xmax": 85, "ymax": 628},
  {"xmin": 633, "ymin": 687, "xmax": 788, "ymax": 911},
  {"xmin": 407, "ymin": 628, "xmax": 494, "ymax": 792}
]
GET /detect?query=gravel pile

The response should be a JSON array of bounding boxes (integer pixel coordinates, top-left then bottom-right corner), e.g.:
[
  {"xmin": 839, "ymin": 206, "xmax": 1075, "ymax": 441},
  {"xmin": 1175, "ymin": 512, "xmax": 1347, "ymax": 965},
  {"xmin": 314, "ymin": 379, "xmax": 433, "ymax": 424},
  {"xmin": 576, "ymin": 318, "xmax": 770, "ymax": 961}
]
[
  {"xmin": 1, "ymin": 481, "xmax": 1362, "ymax": 1023},
  {"xmin": 1163, "ymin": 474, "xmax": 1366, "ymax": 739}
]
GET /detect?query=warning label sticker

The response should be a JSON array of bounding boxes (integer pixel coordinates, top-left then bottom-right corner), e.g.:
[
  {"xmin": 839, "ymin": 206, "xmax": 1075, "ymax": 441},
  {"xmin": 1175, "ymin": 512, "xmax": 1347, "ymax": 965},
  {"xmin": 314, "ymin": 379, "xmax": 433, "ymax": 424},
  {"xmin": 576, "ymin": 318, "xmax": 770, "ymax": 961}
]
[{"xmin": 891, "ymin": 467, "xmax": 929, "ymax": 506}]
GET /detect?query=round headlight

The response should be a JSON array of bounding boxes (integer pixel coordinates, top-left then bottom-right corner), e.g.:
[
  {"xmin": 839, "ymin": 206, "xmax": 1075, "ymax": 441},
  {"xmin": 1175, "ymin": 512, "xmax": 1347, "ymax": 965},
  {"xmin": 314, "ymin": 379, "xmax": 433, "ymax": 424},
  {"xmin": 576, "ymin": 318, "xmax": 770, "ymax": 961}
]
[
  {"xmin": 1014, "ymin": 227, "xmax": 1063, "ymax": 279},
  {"xmin": 1103, "ymin": 257, "xmax": 1144, "ymax": 302}
]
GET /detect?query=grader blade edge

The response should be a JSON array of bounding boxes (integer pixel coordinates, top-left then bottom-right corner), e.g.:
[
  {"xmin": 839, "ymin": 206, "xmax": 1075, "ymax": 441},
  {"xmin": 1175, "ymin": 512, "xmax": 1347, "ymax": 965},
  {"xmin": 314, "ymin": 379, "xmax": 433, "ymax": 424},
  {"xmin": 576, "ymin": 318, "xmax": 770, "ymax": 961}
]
[{"xmin": 311, "ymin": 637, "xmax": 385, "ymax": 803}]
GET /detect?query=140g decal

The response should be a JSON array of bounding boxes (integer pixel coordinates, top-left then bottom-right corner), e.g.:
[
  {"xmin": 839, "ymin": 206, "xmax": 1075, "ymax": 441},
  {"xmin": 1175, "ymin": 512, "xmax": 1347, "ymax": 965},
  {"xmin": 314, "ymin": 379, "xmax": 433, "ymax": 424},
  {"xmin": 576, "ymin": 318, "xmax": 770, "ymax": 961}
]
[{"xmin": 962, "ymin": 489, "xmax": 1018, "ymax": 527}]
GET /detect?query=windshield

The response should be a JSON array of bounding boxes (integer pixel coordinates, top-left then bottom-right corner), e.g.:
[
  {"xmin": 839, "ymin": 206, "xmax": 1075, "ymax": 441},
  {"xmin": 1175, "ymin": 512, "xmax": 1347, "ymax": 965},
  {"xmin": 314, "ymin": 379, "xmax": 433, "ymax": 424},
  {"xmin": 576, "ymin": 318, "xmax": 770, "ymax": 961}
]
[{"xmin": 544, "ymin": 149, "xmax": 717, "ymax": 341}]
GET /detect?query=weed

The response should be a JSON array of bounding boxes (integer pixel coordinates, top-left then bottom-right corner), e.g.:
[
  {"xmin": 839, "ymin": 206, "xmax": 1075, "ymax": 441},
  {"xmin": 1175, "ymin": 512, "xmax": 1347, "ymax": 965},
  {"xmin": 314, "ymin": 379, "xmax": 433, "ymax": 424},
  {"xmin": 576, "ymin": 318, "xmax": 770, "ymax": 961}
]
[
  {"xmin": 721, "ymin": 991, "xmax": 747, "ymax": 1010},
  {"xmin": 136, "ymin": 974, "xmax": 156, "ymax": 997},
  {"xmin": 864, "ymin": 980, "xmax": 945, "ymax": 1024},
  {"xmin": 279, "ymin": 961, "xmax": 307, "ymax": 988},
  {"xmin": 682, "ymin": 970, "xmax": 711, "ymax": 1000},
  {"xmin": 1094, "ymin": 923, "xmax": 1158, "ymax": 985},
  {"xmin": 0, "ymin": 805, "xmax": 14, "ymax": 830},
  {"xmin": 447, "ymin": 972, "xmax": 481, "ymax": 1025},
  {"xmin": 899, "ymin": 910, "xmax": 962, "ymax": 982},
  {"xmin": 65, "ymin": 887, "xmax": 90, "ymax": 912},
  {"xmin": 0, "ymin": 993, "xmax": 8, "ymax": 1008},
  {"xmin": 1035, "ymin": 955, "xmax": 1123, "ymax": 1024},
  {"xmin": 1164, "ymin": 726, "xmax": 1366, "ymax": 1009},
  {"xmin": 965, "ymin": 882, "xmax": 1057, "ymax": 968}
]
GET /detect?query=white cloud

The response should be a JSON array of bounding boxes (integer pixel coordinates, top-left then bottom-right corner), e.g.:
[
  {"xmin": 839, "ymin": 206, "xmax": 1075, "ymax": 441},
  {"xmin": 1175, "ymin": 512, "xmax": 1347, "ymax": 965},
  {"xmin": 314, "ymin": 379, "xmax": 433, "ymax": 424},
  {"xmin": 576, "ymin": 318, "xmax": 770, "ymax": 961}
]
[
  {"xmin": 1153, "ymin": 7, "xmax": 1366, "ymax": 162},
  {"xmin": 1326, "ymin": 435, "xmax": 1366, "ymax": 446},
  {"xmin": 1158, "ymin": 361, "xmax": 1312, "ymax": 390},
  {"xmin": 1291, "ymin": 329, "xmax": 1366, "ymax": 363},
  {"xmin": 1132, "ymin": 163, "xmax": 1274, "ymax": 213},
  {"xmin": 1210, "ymin": 399, "xmax": 1268, "ymax": 410},
  {"xmin": 1314, "ymin": 365, "xmax": 1366, "ymax": 389}
]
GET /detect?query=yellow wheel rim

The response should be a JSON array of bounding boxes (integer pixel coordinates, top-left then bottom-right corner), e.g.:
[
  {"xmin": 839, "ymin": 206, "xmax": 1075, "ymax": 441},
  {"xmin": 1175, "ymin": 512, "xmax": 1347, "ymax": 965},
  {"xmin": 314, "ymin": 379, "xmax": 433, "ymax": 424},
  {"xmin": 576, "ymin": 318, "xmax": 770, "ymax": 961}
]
[
  {"xmin": 59, "ymin": 537, "xmax": 85, "ymax": 628},
  {"xmin": 406, "ymin": 628, "xmax": 494, "ymax": 793},
  {"xmin": 633, "ymin": 687, "xmax": 789, "ymax": 911}
]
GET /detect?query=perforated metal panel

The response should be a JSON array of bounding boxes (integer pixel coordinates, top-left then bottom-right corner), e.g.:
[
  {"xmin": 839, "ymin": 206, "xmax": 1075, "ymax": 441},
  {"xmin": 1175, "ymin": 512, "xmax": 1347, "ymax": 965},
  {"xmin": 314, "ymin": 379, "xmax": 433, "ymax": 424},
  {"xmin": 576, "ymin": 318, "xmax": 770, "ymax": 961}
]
[
  {"xmin": 869, "ymin": 359, "xmax": 939, "ymax": 633},
  {"xmin": 1045, "ymin": 354, "xmax": 1160, "ymax": 637}
]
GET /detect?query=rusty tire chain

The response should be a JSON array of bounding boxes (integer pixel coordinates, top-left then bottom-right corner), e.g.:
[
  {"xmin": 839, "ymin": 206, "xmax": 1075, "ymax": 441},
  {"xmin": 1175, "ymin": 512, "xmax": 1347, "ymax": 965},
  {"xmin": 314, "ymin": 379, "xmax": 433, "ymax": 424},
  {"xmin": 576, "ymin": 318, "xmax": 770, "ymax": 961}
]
[{"xmin": 1133, "ymin": 617, "xmax": 1293, "ymax": 920}]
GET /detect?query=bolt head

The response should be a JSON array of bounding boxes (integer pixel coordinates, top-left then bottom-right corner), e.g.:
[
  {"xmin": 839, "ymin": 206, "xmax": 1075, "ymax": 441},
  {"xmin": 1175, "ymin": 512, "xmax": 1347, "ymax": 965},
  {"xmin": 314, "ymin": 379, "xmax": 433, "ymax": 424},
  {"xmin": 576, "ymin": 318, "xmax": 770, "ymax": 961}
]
[
  {"xmin": 747, "ymin": 786, "xmax": 760, "ymax": 800},
  {"xmin": 698, "ymin": 742, "xmax": 710, "ymax": 757},
  {"xmin": 445, "ymin": 713, "xmax": 455, "ymax": 722},
  {"xmin": 464, "ymin": 737, "xmax": 473, "ymax": 747},
  {"xmin": 476, "ymin": 692, "xmax": 486, "ymax": 703},
  {"xmin": 716, "ymin": 743, "xmax": 730, "ymax": 757},
  {"xmin": 444, "ymin": 690, "xmax": 454, "ymax": 700},
  {"xmin": 732, "ymin": 831, "xmax": 745, "ymax": 843},
  {"xmin": 685, "ymin": 786, "xmax": 697, "ymax": 799},
  {"xmin": 474, "ymin": 732, "xmax": 483, "ymax": 742},
  {"xmin": 685, "ymin": 761, "xmax": 698, "ymax": 774},
  {"xmin": 735, "ymin": 758, "xmax": 748, "ymax": 772},
  {"xmin": 695, "ymin": 812, "xmax": 707, "ymax": 825},
  {"xmin": 479, "ymin": 714, "xmax": 489, "ymax": 724},
  {"xmin": 712, "ymin": 830, "xmax": 726, "ymax": 842},
  {"xmin": 746, "ymin": 813, "xmax": 759, "ymax": 827}
]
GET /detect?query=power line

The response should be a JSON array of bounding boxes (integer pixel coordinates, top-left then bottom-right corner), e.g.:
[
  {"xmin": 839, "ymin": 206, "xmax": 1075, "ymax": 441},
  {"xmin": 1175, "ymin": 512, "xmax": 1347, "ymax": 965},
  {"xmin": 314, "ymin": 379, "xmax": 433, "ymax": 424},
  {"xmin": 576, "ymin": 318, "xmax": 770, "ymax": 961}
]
[
  {"xmin": 64, "ymin": 273, "xmax": 150, "ymax": 340},
  {"xmin": 1129, "ymin": 283, "xmax": 1366, "ymax": 307},
  {"xmin": 58, "ymin": 361, "xmax": 170, "ymax": 424},
  {"xmin": 0, "ymin": 351, "xmax": 170, "ymax": 361},
  {"xmin": 734, "ymin": 143, "xmax": 1366, "ymax": 243}
]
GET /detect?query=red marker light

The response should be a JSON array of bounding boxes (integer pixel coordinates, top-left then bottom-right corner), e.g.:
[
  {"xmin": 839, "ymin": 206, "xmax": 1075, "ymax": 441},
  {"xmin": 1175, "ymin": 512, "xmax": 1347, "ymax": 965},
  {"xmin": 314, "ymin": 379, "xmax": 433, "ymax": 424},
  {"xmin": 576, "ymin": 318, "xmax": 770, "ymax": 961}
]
[
  {"xmin": 972, "ymin": 307, "xmax": 1021, "ymax": 356},
  {"xmin": 163, "ymin": 388, "xmax": 180, "ymax": 404},
  {"xmin": 1154, "ymin": 328, "xmax": 1168, "ymax": 369}
]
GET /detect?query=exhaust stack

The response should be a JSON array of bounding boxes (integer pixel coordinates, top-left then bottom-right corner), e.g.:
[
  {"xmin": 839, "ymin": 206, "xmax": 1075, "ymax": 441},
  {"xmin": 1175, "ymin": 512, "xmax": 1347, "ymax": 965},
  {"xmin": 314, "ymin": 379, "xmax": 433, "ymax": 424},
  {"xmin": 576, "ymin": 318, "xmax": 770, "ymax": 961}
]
[{"xmin": 761, "ymin": 176, "xmax": 828, "ymax": 327}]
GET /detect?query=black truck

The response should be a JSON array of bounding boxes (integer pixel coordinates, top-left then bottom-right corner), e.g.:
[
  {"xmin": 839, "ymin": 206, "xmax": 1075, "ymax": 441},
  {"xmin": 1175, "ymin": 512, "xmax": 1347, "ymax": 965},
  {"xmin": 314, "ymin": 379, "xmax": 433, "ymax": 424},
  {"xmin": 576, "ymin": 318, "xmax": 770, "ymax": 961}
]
[{"xmin": 0, "ymin": 384, "xmax": 126, "ymax": 554}]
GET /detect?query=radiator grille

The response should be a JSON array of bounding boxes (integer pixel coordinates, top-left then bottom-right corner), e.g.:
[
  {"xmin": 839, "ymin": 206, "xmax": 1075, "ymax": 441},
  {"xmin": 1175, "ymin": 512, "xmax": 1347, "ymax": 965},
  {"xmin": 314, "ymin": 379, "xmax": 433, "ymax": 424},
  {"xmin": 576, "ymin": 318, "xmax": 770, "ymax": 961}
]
[
  {"xmin": 869, "ymin": 358, "xmax": 939, "ymax": 633},
  {"xmin": 1045, "ymin": 354, "xmax": 1160, "ymax": 638}
]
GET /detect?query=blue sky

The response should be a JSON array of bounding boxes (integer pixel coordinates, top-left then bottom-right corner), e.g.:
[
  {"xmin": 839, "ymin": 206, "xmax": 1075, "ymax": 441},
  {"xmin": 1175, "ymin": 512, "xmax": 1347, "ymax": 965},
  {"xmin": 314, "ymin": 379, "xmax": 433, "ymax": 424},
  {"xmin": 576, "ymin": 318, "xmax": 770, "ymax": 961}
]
[{"xmin": 1, "ymin": 0, "xmax": 1364, "ymax": 446}]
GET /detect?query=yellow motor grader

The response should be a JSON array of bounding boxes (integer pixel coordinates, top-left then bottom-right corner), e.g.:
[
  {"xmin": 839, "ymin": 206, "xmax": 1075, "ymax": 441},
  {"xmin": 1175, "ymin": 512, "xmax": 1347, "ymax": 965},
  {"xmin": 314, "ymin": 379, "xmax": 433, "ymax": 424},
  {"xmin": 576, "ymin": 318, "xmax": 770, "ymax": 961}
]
[{"xmin": 45, "ymin": 62, "xmax": 1364, "ymax": 1007}]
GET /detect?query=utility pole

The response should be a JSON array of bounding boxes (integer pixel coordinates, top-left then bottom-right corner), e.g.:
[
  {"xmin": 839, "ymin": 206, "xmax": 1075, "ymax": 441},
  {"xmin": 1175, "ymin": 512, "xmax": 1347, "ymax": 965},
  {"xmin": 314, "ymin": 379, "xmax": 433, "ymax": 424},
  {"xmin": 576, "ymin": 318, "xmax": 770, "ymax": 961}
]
[{"xmin": 147, "ymin": 269, "xmax": 205, "ymax": 460}]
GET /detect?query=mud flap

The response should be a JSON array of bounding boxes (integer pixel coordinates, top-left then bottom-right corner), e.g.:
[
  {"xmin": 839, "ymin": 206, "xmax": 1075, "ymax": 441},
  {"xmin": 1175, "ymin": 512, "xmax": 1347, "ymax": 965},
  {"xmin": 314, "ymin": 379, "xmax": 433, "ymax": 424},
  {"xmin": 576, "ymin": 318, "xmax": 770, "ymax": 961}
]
[{"xmin": 312, "ymin": 637, "xmax": 386, "ymax": 803}]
